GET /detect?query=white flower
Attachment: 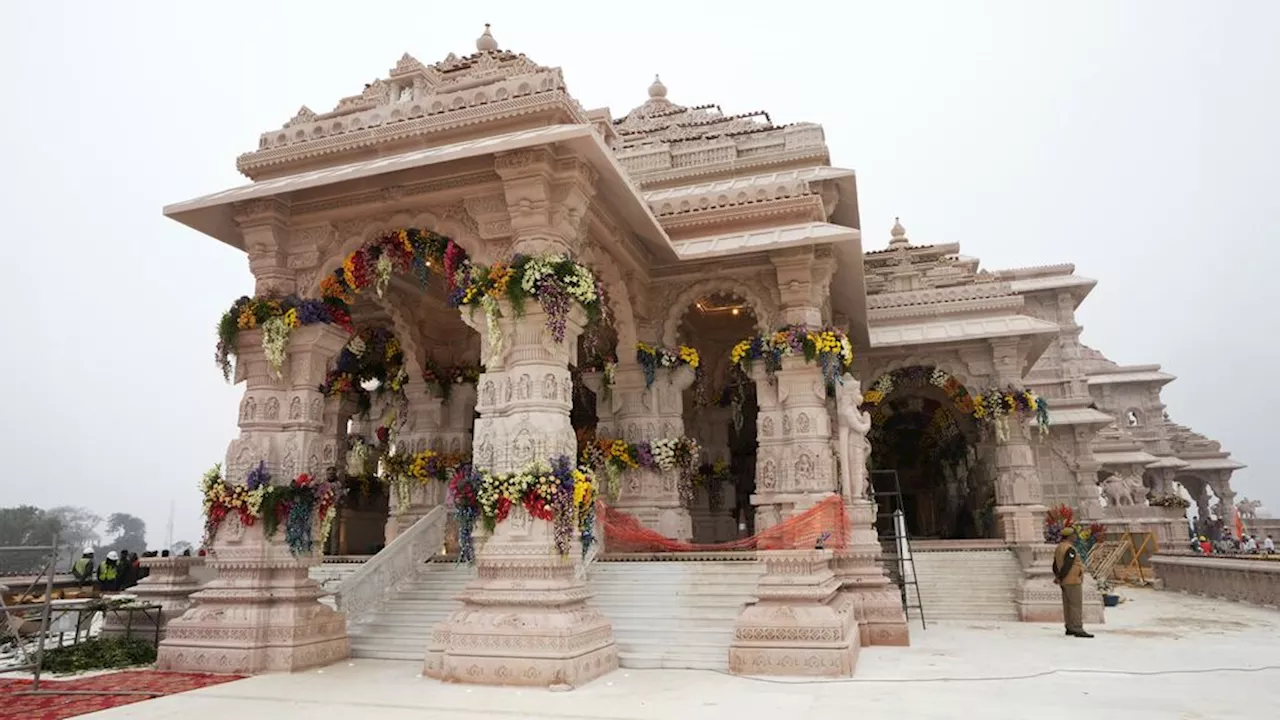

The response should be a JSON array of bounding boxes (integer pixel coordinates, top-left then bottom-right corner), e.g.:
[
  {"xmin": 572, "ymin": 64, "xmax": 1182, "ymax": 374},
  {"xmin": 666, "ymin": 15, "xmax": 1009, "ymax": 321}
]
[
  {"xmin": 374, "ymin": 254, "xmax": 394, "ymax": 298},
  {"xmin": 261, "ymin": 316, "xmax": 292, "ymax": 379}
]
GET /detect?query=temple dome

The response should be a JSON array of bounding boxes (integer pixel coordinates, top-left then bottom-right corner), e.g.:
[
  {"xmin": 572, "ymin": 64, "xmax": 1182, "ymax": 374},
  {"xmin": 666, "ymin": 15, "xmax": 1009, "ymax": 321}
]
[
  {"xmin": 648, "ymin": 74, "xmax": 668, "ymax": 99},
  {"xmin": 476, "ymin": 23, "xmax": 498, "ymax": 52}
]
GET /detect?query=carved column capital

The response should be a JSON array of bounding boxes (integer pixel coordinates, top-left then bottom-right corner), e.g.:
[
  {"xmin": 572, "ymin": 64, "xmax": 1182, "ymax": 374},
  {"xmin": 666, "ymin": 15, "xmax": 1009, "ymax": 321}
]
[
  {"xmin": 236, "ymin": 199, "xmax": 296, "ymax": 296},
  {"xmin": 770, "ymin": 247, "xmax": 835, "ymax": 327}
]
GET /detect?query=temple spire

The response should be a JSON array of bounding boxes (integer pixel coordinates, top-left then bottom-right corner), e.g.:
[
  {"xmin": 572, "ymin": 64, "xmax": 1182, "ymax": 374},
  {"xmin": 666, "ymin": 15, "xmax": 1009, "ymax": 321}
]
[
  {"xmin": 889, "ymin": 217, "xmax": 910, "ymax": 248},
  {"xmin": 649, "ymin": 74, "xmax": 668, "ymax": 99},
  {"xmin": 476, "ymin": 23, "xmax": 498, "ymax": 52}
]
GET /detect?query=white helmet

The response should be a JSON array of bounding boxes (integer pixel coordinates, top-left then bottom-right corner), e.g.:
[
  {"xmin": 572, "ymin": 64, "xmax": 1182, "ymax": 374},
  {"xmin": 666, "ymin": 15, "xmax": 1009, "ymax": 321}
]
[
  {"xmin": 106, "ymin": 551, "xmax": 119, "ymax": 561},
  {"xmin": 82, "ymin": 547, "xmax": 94, "ymax": 555}
]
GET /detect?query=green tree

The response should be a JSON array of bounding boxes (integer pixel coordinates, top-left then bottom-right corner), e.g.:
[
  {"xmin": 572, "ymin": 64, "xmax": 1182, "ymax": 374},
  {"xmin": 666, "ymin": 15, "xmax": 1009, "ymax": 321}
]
[
  {"xmin": 47, "ymin": 506, "xmax": 102, "ymax": 567},
  {"xmin": 100, "ymin": 513, "xmax": 147, "ymax": 556},
  {"xmin": 0, "ymin": 505, "xmax": 60, "ymax": 575},
  {"xmin": 170, "ymin": 540, "xmax": 194, "ymax": 556}
]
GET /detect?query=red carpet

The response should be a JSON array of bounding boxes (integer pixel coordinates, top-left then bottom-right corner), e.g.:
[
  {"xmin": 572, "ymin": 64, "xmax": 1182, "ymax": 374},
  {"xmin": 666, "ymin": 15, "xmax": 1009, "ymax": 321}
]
[{"xmin": 0, "ymin": 670, "xmax": 244, "ymax": 719}]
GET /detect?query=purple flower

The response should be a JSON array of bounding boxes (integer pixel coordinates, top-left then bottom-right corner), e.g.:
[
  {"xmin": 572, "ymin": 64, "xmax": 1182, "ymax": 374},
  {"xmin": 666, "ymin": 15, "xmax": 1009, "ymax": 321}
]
[{"xmin": 245, "ymin": 461, "xmax": 271, "ymax": 490}]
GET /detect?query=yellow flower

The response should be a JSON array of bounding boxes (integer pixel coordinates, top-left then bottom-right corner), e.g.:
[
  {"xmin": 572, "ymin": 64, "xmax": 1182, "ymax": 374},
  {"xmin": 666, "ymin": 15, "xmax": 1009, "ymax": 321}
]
[
  {"xmin": 237, "ymin": 306, "xmax": 257, "ymax": 330},
  {"xmin": 283, "ymin": 308, "xmax": 300, "ymax": 329},
  {"xmin": 399, "ymin": 229, "xmax": 412, "ymax": 255},
  {"xmin": 636, "ymin": 342, "xmax": 655, "ymax": 357},
  {"xmin": 678, "ymin": 345, "xmax": 700, "ymax": 369}
]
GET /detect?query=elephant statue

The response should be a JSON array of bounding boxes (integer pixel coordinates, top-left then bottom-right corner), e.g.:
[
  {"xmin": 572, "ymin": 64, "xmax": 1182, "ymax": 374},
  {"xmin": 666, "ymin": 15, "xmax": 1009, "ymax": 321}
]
[
  {"xmin": 1099, "ymin": 473, "xmax": 1146, "ymax": 507},
  {"xmin": 1237, "ymin": 498, "xmax": 1262, "ymax": 520}
]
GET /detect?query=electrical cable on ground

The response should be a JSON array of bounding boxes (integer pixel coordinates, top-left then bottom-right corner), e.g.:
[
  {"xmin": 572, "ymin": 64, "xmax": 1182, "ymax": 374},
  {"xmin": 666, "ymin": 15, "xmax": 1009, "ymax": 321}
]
[{"xmin": 700, "ymin": 664, "xmax": 1280, "ymax": 685}]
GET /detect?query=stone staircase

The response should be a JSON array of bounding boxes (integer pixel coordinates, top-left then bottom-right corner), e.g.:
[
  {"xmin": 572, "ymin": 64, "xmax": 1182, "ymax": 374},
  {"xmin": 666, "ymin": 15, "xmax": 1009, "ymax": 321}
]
[
  {"xmin": 345, "ymin": 561, "xmax": 474, "ymax": 661},
  {"xmin": 328, "ymin": 558, "xmax": 760, "ymax": 668},
  {"xmin": 590, "ymin": 560, "xmax": 761, "ymax": 670},
  {"xmin": 908, "ymin": 549, "xmax": 1023, "ymax": 622}
]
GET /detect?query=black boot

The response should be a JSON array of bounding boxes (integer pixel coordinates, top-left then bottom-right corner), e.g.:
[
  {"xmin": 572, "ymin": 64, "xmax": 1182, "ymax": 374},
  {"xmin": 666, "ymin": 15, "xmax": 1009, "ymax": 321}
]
[{"xmin": 1070, "ymin": 629, "xmax": 1095, "ymax": 638}]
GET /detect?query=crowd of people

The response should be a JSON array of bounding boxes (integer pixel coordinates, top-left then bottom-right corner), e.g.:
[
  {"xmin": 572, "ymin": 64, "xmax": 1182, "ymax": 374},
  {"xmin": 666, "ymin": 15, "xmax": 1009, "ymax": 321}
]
[
  {"xmin": 1189, "ymin": 530, "xmax": 1275, "ymax": 555},
  {"xmin": 69, "ymin": 547, "xmax": 197, "ymax": 593}
]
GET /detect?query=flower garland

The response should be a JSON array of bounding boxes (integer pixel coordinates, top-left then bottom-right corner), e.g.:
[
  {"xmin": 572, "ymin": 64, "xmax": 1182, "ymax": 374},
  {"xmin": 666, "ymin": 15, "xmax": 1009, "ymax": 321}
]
[
  {"xmin": 379, "ymin": 447, "xmax": 469, "ymax": 513},
  {"xmin": 863, "ymin": 366, "xmax": 1050, "ymax": 441},
  {"xmin": 579, "ymin": 436, "xmax": 701, "ymax": 505},
  {"xmin": 448, "ymin": 456, "xmax": 597, "ymax": 564},
  {"xmin": 972, "ymin": 386, "xmax": 1050, "ymax": 441},
  {"xmin": 320, "ymin": 228, "xmax": 459, "ymax": 308},
  {"xmin": 452, "ymin": 254, "xmax": 607, "ymax": 355},
  {"xmin": 731, "ymin": 325, "xmax": 854, "ymax": 389},
  {"xmin": 215, "ymin": 295, "xmax": 352, "ymax": 381},
  {"xmin": 1150, "ymin": 494, "xmax": 1191, "ymax": 509},
  {"xmin": 635, "ymin": 343, "xmax": 700, "ymax": 388},
  {"xmin": 422, "ymin": 360, "xmax": 483, "ymax": 402},
  {"xmin": 200, "ymin": 462, "xmax": 343, "ymax": 555},
  {"xmin": 319, "ymin": 327, "xmax": 408, "ymax": 414}
]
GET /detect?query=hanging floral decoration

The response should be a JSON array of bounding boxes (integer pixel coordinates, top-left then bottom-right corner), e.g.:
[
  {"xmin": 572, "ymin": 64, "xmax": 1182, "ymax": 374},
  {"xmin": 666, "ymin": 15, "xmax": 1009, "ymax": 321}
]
[
  {"xmin": 422, "ymin": 360, "xmax": 483, "ymax": 402},
  {"xmin": 379, "ymin": 446, "xmax": 470, "ymax": 514},
  {"xmin": 199, "ymin": 462, "xmax": 343, "ymax": 555},
  {"xmin": 578, "ymin": 436, "xmax": 702, "ymax": 506},
  {"xmin": 1043, "ymin": 504, "xmax": 1106, "ymax": 561},
  {"xmin": 578, "ymin": 352, "xmax": 619, "ymax": 396},
  {"xmin": 1150, "ymin": 494, "xmax": 1190, "ymax": 509},
  {"xmin": 318, "ymin": 327, "xmax": 408, "ymax": 415},
  {"xmin": 863, "ymin": 366, "xmax": 1049, "ymax": 441},
  {"xmin": 451, "ymin": 254, "xmax": 607, "ymax": 356},
  {"xmin": 215, "ymin": 296, "xmax": 352, "ymax": 381},
  {"xmin": 634, "ymin": 343, "xmax": 700, "ymax": 388},
  {"xmin": 694, "ymin": 460, "xmax": 732, "ymax": 511},
  {"xmin": 320, "ymin": 228, "xmax": 460, "ymax": 308},
  {"xmin": 730, "ymin": 325, "xmax": 854, "ymax": 389},
  {"xmin": 448, "ymin": 456, "xmax": 597, "ymax": 564}
]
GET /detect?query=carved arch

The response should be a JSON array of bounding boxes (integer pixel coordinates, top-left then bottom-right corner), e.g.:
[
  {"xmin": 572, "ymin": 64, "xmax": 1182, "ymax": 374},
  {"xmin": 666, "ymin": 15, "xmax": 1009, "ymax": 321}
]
[
  {"xmin": 860, "ymin": 354, "xmax": 979, "ymax": 393},
  {"xmin": 306, "ymin": 211, "xmax": 486, "ymax": 299},
  {"xmin": 578, "ymin": 242, "xmax": 638, "ymax": 353},
  {"xmin": 660, "ymin": 277, "xmax": 775, "ymax": 347}
]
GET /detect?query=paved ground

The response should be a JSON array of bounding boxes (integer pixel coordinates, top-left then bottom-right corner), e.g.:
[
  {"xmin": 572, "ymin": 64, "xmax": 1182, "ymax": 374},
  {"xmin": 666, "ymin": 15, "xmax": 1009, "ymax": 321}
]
[{"xmin": 83, "ymin": 588, "xmax": 1280, "ymax": 720}]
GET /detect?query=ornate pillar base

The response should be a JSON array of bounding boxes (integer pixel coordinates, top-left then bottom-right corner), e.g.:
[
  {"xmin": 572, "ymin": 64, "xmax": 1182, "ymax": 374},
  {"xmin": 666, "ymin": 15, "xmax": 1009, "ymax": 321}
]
[
  {"xmin": 156, "ymin": 517, "xmax": 348, "ymax": 674},
  {"xmin": 611, "ymin": 468, "xmax": 693, "ymax": 541},
  {"xmin": 729, "ymin": 550, "xmax": 859, "ymax": 676},
  {"xmin": 834, "ymin": 500, "xmax": 910, "ymax": 646},
  {"xmin": 1013, "ymin": 544, "xmax": 1106, "ymax": 624},
  {"xmin": 101, "ymin": 556, "xmax": 205, "ymax": 644},
  {"xmin": 426, "ymin": 510, "xmax": 618, "ymax": 688}
]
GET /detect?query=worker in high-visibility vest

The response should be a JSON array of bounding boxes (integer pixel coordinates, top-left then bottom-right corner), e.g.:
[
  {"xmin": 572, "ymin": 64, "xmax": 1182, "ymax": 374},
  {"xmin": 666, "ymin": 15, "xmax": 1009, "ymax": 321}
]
[
  {"xmin": 70, "ymin": 547, "xmax": 95, "ymax": 588},
  {"xmin": 96, "ymin": 551, "xmax": 121, "ymax": 593}
]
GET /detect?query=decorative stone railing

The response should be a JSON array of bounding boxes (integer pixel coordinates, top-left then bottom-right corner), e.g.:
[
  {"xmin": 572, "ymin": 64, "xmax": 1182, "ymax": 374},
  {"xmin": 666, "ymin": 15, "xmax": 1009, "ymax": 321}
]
[
  {"xmin": 1151, "ymin": 554, "xmax": 1280, "ymax": 607},
  {"xmin": 335, "ymin": 504, "xmax": 448, "ymax": 623}
]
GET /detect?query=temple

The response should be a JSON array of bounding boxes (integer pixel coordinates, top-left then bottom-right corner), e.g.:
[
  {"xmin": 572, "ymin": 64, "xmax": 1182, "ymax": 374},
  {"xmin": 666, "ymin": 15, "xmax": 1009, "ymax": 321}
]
[{"xmin": 156, "ymin": 26, "xmax": 1245, "ymax": 683}]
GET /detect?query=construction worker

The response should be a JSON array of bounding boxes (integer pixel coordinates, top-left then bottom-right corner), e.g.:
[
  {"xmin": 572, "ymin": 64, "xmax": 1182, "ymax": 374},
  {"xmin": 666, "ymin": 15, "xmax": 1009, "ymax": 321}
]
[
  {"xmin": 1052, "ymin": 526, "xmax": 1093, "ymax": 638},
  {"xmin": 70, "ymin": 547, "xmax": 95, "ymax": 589},
  {"xmin": 96, "ymin": 551, "xmax": 121, "ymax": 593}
]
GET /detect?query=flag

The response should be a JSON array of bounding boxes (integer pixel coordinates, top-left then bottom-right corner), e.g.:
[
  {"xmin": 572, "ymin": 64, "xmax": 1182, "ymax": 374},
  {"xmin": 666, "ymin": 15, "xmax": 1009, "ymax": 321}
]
[{"xmin": 1234, "ymin": 508, "xmax": 1246, "ymax": 541}]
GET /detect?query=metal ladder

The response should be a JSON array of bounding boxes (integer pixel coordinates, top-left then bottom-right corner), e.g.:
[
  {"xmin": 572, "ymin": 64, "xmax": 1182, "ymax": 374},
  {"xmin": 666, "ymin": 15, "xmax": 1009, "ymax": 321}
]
[{"xmin": 869, "ymin": 469, "xmax": 926, "ymax": 629}]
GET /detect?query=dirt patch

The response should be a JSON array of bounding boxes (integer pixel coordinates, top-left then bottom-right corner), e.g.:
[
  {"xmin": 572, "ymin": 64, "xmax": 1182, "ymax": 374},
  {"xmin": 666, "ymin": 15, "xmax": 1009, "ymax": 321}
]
[
  {"xmin": 1152, "ymin": 616, "xmax": 1255, "ymax": 632},
  {"xmin": 1106, "ymin": 628, "xmax": 1180, "ymax": 639}
]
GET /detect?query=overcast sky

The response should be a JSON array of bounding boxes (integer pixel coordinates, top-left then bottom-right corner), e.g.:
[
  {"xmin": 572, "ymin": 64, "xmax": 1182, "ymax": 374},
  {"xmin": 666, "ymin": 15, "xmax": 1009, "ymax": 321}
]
[{"xmin": 2, "ymin": 1, "xmax": 1275, "ymax": 546}]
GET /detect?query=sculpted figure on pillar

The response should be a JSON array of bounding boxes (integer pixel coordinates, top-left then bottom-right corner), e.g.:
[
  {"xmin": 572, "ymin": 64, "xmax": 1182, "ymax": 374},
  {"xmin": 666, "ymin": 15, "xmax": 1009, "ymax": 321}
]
[{"xmin": 833, "ymin": 374, "xmax": 872, "ymax": 503}]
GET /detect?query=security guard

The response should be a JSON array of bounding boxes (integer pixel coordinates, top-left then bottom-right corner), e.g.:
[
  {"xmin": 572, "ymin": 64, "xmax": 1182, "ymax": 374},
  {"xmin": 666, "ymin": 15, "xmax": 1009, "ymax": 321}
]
[{"xmin": 1052, "ymin": 526, "xmax": 1093, "ymax": 638}]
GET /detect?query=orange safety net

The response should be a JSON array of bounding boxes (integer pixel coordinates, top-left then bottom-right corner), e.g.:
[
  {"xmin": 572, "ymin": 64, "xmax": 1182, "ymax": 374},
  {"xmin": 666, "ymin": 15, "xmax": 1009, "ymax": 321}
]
[{"xmin": 599, "ymin": 495, "xmax": 849, "ymax": 553}]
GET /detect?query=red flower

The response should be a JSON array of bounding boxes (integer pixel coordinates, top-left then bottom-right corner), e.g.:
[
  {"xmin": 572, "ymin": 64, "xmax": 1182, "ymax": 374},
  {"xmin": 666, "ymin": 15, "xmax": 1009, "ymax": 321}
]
[
  {"xmin": 495, "ymin": 497, "xmax": 512, "ymax": 523},
  {"xmin": 376, "ymin": 426, "xmax": 390, "ymax": 445},
  {"xmin": 294, "ymin": 473, "xmax": 312, "ymax": 488}
]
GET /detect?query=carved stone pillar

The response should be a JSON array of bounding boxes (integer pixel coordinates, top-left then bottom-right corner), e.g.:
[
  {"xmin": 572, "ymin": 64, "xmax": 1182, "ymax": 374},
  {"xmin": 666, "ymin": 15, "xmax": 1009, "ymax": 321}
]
[
  {"xmin": 729, "ymin": 550, "xmax": 859, "ymax": 676},
  {"xmin": 830, "ymin": 374, "xmax": 908, "ymax": 646},
  {"xmin": 589, "ymin": 363, "xmax": 695, "ymax": 540},
  {"xmin": 158, "ymin": 324, "xmax": 350, "ymax": 674},
  {"xmin": 750, "ymin": 356, "xmax": 839, "ymax": 531},
  {"xmin": 427, "ymin": 301, "xmax": 617, "ymax": 687},
  {"xmin": 385, "ymin": 379, "xmax": 476, "ymax": 546},
  {"xmin": 101, "ymin": 556, "xmax": 204, "ymax": 644}
]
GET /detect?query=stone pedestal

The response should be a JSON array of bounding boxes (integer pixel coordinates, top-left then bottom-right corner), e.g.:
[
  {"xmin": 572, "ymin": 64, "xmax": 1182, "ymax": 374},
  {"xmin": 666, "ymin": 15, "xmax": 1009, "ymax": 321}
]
[
  {"xmin": 426, "ymin": 510, "xmax": 617, "ymax": 686},
  {"xmin": 750, "ymin": 357, "xmax": 839, "ymax": 532},
  {"xmin": 101, "ymin": 556, "xmax": 205, "ymax": 644},
  {"xmin": 729, "ymin": 550, "xmax": 859, "ymax": 676},
  {"xmin": 611, "ymin": 468, "xmax": 693, "ymax": 540},
  {"xmin": 834, "ymin": 499, "xmax": 910, "ymax": 646},
  {"xmin": 158, "ymin": 324, "xmax": 351, "ymax": 674},
  {"xmin": 157, "ymin": 516, "xmax": 349, "ymax": 673},
  {"xmin": 429, "ymin": 300, "xmax": 617, "ymax": 688}
]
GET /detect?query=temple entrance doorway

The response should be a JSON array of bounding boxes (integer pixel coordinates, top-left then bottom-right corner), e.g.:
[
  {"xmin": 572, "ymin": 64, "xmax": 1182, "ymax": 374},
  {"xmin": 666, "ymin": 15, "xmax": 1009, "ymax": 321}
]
[
  {"xmin": 679, "ymin": 292, "xmax": 760, "ymax": 543},
  {"xmin": 864, "ymin": 366, "xmax": 994, "ymax": 540}
]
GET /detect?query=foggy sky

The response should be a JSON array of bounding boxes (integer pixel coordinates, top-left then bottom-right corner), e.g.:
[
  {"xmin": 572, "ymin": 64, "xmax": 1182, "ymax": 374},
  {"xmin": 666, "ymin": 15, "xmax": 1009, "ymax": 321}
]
[{"xmin": 2, "ymin": 1, "xmax": 1275, "ymax": 547}]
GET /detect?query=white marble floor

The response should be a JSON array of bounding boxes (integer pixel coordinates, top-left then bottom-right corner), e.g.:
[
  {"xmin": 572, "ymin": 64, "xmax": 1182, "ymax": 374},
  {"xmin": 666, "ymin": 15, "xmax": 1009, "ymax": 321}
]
[{"xmin": 83, "ymin": 588, "xmax": 1280, "ymax": 720}]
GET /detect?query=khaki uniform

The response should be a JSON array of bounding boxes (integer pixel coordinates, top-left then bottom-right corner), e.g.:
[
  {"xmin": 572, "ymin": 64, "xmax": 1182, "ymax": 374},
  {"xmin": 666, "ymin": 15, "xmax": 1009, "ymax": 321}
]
[{"xmin": 1052, "ymin": 539, "xmax": 1085, "ymax": 633}]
